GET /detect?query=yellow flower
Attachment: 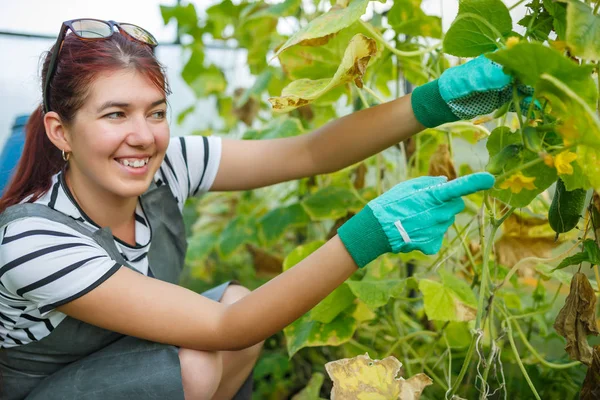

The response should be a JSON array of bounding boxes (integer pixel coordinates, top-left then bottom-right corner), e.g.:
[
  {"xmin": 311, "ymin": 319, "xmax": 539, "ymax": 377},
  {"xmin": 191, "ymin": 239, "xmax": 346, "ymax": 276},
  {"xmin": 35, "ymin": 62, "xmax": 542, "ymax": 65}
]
[
  {"xmin": 506, "ymin": 36, "xmax": 520, "ymax": 49},
  {"xmin": 554, "ymin": 151, "xmax": 578, "ymax": 175},
  {"xmin": 542, "ymin": 153, "xmax": 554, "ymax": 168},
  {"xmin": 499, "ymin": 171, "xmax": 537, "ymax": 194}
]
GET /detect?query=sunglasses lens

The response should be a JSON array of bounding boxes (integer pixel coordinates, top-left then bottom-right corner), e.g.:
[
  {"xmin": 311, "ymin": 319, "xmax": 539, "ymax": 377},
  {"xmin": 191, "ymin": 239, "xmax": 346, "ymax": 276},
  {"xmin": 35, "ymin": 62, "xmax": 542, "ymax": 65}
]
[
  {"xmin": 119, "ymin": 23, "xmax": 158, "ymax": 46},
  {"xmin": 70, "ymin": 19, "xmax": 112, "ymax": 38}
]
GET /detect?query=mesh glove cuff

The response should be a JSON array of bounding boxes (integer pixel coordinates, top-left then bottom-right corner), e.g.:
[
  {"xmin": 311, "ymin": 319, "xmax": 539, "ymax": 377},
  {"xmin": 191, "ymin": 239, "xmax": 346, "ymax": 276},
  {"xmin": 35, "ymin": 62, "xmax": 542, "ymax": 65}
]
[
  {"xmin": 411, "ymin": 80, "xmax": 460, "ymax": 128},
  {"xmin": 337, "ymin": 206, "xmax": 391, "ymax": 269}
]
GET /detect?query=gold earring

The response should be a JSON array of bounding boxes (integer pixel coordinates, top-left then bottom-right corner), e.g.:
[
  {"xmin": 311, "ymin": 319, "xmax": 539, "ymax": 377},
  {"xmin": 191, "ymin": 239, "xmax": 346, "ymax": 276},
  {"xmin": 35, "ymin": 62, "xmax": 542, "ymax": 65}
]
[{"xmin": 61, "ymin": 150, "xmax": 70, "ymax": 162}]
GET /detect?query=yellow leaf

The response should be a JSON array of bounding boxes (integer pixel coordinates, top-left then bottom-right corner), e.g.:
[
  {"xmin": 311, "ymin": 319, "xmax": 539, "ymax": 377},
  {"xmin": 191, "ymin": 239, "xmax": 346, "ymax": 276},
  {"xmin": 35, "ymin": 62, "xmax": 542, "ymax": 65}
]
[
  {"xmin": 325, "ymin": 353, "xmax": 433, "ymax": 400},
  {"xmin": 555, "ymin": 150, "xmax": 578, "ymax": 175},
  {"xmin": 499, "ymin": 171, "xmax": 537, "ymax": 194},
  {"xmin": 269, "ymin": 34, "xmax": 378, "ymax": 112}
]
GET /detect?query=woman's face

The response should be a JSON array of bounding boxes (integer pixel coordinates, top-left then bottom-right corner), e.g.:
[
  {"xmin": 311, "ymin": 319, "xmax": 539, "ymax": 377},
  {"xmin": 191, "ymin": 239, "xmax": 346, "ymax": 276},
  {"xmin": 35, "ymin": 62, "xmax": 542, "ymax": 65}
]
[{"xmin": 65, "ymin": 69, "xmax": 170, "ymax": 201}]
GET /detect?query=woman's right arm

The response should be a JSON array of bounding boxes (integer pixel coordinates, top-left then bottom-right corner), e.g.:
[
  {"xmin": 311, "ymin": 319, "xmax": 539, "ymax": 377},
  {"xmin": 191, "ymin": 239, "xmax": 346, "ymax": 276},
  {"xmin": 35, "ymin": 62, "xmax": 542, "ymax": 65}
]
[{"xmin": 57, "ymin": 234, "xmax": 357, "ymax": 351}]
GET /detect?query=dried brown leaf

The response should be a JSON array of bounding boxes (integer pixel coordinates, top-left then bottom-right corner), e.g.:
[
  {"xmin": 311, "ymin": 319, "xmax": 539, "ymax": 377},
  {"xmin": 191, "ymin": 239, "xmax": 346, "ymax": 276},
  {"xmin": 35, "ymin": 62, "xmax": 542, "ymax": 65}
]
[
  {"xmin": 246, "ymin": 244, "xmax": 283, "ymax": 278},
  {"xmin": 581, "ymin": 345, "xmax": 600, "ymax": 400},
  {"xmin": 233, "ymin": 88, "xmax": 260, "ymax": 126},
  {"xmin": 325, "ymin": 353, "xmax": 432, "ymax": 400},
  {"xmin": 554, "ymin": 272, "xmax": 599, "ymax": 365},
  {"xmin": 428, "ymin": 144, "xmax": 457, "ymax": 181},
  {"xmin": 495, "ymin": 213, "xmax": 566, "ymax": 271}
]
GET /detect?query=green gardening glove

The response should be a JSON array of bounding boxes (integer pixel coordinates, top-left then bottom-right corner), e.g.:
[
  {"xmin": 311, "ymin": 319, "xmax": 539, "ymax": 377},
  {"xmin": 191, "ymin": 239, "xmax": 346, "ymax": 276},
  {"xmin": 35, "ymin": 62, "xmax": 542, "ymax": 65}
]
[
  {"xmin": 411, "ymin": 54, "xmax": 534, "ymax": 128},
  {"xmin": 338, "ymin": 172, "xmax": 495, "ymax": 268}
]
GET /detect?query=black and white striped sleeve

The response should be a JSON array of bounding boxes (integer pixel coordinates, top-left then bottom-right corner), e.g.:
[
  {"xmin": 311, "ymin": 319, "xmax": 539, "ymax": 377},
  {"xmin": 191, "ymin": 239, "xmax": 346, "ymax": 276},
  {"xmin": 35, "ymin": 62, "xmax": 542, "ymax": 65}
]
[
  {"xmin": 156, "ymin": 136, "xmax": 222, "ymax": 207},
  {"xmin": 0, "ymin": 218, "xmax": 121, "ymax": 317}
]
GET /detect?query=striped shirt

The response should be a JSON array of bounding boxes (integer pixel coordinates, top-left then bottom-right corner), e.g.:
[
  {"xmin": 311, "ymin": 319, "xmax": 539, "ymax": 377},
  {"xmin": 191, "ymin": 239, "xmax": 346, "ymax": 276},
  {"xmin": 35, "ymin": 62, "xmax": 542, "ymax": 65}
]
[{"xmin": 0, "ymin": 135, "xmax": 221, "ymax": 348}]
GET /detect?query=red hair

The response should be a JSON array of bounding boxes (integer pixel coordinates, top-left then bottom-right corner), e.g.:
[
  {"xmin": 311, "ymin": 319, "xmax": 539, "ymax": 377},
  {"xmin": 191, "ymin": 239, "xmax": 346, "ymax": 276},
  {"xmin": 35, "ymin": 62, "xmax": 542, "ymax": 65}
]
[{"xmin": 0, "ymin": 32, "xmax": 171, "ymax": 212}]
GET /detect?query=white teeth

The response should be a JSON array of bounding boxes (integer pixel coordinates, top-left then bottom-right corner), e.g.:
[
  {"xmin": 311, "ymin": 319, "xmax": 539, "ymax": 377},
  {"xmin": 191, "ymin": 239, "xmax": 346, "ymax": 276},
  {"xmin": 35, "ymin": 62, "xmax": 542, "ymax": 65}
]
[{"xmin": 118, "ymin": 158, "xmax": 149, "ymax": 168}]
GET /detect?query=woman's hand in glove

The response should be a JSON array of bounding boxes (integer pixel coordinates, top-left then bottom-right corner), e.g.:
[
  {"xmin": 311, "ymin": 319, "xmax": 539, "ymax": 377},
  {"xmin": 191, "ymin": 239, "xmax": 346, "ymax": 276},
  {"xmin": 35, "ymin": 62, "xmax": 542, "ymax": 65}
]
[
  {"xmin": 338, "ymin": 172, "xmax": 495, "ymax": 268},
  {"xmin": 410, "ymin": 54, "xmax": 533, "ymax": 128}
]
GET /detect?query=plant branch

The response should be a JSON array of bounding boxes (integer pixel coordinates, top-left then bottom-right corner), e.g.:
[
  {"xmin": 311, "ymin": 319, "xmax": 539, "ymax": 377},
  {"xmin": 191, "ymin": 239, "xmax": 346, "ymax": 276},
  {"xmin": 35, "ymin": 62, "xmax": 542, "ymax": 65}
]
[
  {"xmin": 362, "ymin": 85, "xmax": 386, "ymax": 104},
  {"xmin": 358, "ymin": 19, "xmax": 442, "ymax": 57},
  {"xmin": 504, "ymin": 321, "xmax": 542, "ymax": 400}
]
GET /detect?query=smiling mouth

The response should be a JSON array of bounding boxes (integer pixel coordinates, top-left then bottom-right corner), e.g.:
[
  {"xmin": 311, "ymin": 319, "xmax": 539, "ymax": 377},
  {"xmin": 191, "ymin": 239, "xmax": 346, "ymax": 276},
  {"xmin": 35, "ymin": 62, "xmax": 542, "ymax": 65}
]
[{"xmin": 115, "ymin": 157, "xmax": 150, "ymax": 168}]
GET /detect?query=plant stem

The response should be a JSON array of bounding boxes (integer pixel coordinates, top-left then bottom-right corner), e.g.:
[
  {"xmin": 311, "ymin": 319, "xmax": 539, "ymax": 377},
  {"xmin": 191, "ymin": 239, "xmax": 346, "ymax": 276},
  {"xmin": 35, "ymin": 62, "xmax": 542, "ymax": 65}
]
[
  {"xmin": 510, "ymin": 317, "xmax": 580, "ymax": 370},
  {"xmin": 358, "ymin": 20, "xmax": 442, "ymax": 58},
  {"xmin": 505, "ymin": 321, "xmax": 542, "ymax": 400},
  {"xmin": 356, "ymin": 86, "xmax": 370, "ymax": 109},
  {"xmin": 497, "ymin": 240, "xmax": 582, "ymax": 290},
  {"xmin": 475, "ymin": 209, "xmax": 512, "ymax": 330},
  {"xmin": 362, "ymin": 85, "xmax": 386, "ymax": 104},
  {"xmin": 383, "ymin": 330, "xmax": 438, "ymax": 358},
  {"xmin": 446, "ymin": 333, "xmax": 477, "ymax": 399}
]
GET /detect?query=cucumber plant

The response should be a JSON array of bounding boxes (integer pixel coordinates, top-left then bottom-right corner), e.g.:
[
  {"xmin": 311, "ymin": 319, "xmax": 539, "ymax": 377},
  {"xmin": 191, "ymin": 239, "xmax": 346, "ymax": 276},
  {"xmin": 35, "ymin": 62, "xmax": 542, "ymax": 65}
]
[{"xmin": 161, "ymin": 0, "xmax": 600, "ymax": 398}]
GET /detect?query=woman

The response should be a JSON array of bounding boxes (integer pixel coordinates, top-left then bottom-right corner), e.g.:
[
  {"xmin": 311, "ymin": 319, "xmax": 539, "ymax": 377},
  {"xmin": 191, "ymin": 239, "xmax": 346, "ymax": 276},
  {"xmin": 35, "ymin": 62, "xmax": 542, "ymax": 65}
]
[{"xmin": 0, "ymin": 19, "xmax": 516, "ymax": 400}]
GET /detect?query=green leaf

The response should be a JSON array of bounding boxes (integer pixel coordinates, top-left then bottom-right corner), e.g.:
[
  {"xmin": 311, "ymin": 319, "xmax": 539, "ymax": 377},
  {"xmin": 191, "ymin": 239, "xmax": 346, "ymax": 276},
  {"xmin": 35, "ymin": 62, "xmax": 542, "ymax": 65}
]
[
  {"xmin": 535, "ymin": 263, "xmax": 573, "ymax": 286},
  {"xmin": 258, "ymin": 203, "xmax": 311, "ymax": 245},
  {"xmin": 283, "ymin": 241, "xmax": 326, "ymax": 271},
  {"xmin": 204, "ymin": 0, "xmax": 242, "ymax": 39},
  {"xmin": 186, "ymin": 230, "xmax": 219, "ymax": 263},
  {"xmin": 177, "ymin": 104, "xmax": 195, "ymax": 126},
  {"xmin": 301, "ymin": 186, "xmax": 366, "ymax": 220},
  {"xmin": 485, "ymin": 126, "xmax": 521, "ymax": 155},
  {"xmin": 346, "ymin": 279, "xmax": 406, "ymax": 309},
  {"xmin": 418, "ymin": 269, "xmax": 477, "ymax": 322},
  {"xmin": 160, "ymin": 3, "xmax": 199, "ymax": 35},
  {"xmin": 181, "ymin": 44, "xmax": 205, "ymax": 86},
  {"xmin": 518, "ymin": 11, "xmax": 553, "ymax": 42},
  {"xmin": 486, "ymin": 126, "xmax": 557, "ymax": 207},
  {"xmin": 243, "ymin": 117, "xmax": 305, "ymax": 140},
  {"xmin": 278, "ymin": 22, "xmax": 374, "ymax": 81},
  {"xmin": 486, "ymin": 42, "xmax": 597, "ymax": 108},
  {"xmin": 543, "ymin": 0, "xmax": 567, "ymax": 40},
  {"xmin": 291, "ymin": 372, "xmax": 325, "ymax": 400},
  {"xmin": 443, "ymin": 0, "xmax": 512, "ymax": 57},
  {"xmin": 535, "ymin": 74, "xmax": 600, "ymax": 191},
  {"xmin": 273, "ymin": 0, "xmax": 371, "ymax": 58},
  {"xmin": 188, "ymin": 64, "xmax": 227, "ymax": 98},
  {"xmin": 284, "ymin": 311, "xmax": 357, "ymax": 357},
  {"xmin": 247, "ymin": 0, "xmax": 302, "ymax": 21},
  {"xmin": 566, "ymin": 1, "xmax": 600, "ymax": 60},
  {"xmin": 235, "ymin": 69, "xmax": 274, "ymax": 108},
  {"xmin": 254, "ymin": 353, "xmax": 291, "ymax": 380},
  {"xmin": 269, "ymin": 34, "xmax": 378, "ymax": 112},
  {"xmin": 218, "ymin": 216, "xmax": 257, "ymax": 257},
  {"xmin": 310, "ymin": 283, "xmax": 356, "ymax": 323},
  {"xmin": 555, "ymin": 239, "xmax": 600, "ymax": 270},
  {"xmin": 236, "ymin": 17, "xmax": 279, "ymax": 74},
  {"xmin": 388, "ymin": 0, "xmax": 442, "ymax": 39}
]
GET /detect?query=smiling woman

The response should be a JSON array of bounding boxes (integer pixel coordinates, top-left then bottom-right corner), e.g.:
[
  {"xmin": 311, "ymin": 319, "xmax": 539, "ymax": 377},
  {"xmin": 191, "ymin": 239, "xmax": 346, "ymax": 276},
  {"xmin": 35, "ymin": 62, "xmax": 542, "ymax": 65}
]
[{"xmin": 0, "ymin": 20, "xmax": 258, "ymax": 400}]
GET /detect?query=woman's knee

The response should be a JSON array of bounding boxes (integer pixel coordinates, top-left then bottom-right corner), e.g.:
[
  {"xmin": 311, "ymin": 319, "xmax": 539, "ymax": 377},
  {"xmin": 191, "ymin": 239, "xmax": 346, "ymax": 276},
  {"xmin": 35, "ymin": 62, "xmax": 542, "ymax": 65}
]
[
  {"xmin": 178, "ymin": 347, "xmax": 222, "ymax": 400},
  {"xmin": 219, "ymin": 284, "xmax": 251, "ymax": 305}
]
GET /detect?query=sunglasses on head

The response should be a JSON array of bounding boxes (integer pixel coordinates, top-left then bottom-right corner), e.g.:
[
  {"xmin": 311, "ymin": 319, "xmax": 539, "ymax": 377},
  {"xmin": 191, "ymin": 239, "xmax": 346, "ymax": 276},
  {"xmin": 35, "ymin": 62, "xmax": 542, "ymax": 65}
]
[{"xmin": 43, "ymin": 18, "xmax": 159, "ymax": 114}]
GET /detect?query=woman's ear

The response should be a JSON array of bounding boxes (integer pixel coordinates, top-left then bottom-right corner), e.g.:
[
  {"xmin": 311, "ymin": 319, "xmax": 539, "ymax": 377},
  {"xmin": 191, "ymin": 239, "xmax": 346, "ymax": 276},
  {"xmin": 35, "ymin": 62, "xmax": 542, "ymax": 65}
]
[{"xmin": 43, "ymin": 111, "xmax": 72, "ymax": 153}]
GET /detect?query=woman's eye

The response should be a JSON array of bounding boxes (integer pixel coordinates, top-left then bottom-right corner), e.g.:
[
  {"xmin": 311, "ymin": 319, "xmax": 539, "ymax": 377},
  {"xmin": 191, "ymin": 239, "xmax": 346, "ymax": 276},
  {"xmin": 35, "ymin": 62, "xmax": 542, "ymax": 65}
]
[
  {"xmin": 105, "ymin": 111, "xmax": 125, "ymax": 119},
  {"xmin": 151, "ymin": 110, "xmax": 166, "ymax": 119}
]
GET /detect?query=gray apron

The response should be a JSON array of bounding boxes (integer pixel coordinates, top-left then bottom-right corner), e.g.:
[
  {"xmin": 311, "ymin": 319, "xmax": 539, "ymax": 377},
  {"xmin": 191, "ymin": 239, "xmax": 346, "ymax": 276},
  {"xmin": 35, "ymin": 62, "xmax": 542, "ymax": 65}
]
[{"xmin": 0, "ymin": 184, "xmax": 253, "ymax": 399}]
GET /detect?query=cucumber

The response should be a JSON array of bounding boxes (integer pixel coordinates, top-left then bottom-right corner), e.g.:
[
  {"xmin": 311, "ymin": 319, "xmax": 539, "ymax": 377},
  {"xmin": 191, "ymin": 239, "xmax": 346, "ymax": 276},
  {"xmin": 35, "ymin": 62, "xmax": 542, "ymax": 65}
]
[
  {"xmin": 523, "ymin": 126, "xmax": 543, "ymax": 153},
  {"xmin": 486, "ymin": 144, "xmax": 522, "ymax": 175},
  {"xmin": 548, "ymin": 178, "xmax": 586, "ymax": 234}
]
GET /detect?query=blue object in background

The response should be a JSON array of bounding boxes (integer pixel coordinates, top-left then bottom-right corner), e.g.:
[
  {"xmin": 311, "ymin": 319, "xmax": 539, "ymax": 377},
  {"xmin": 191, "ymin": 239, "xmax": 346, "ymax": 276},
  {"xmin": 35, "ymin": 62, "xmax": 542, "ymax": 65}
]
[{"xmin": 0, "ymin": 114, "xmax": 29, "ymax": 194}]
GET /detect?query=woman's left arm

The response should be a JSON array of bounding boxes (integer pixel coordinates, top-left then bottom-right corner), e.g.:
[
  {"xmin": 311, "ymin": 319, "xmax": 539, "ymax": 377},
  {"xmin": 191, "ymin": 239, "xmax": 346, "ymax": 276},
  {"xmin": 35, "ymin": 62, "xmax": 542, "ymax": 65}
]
[{"xmin": 210, "ymin": 94, "xmax": 422, "ymax": 191}]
